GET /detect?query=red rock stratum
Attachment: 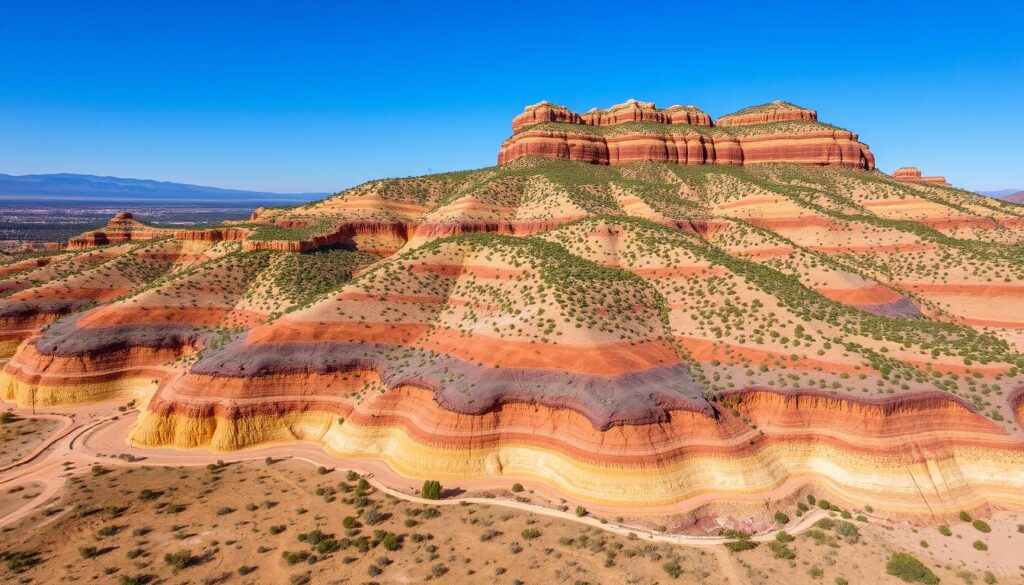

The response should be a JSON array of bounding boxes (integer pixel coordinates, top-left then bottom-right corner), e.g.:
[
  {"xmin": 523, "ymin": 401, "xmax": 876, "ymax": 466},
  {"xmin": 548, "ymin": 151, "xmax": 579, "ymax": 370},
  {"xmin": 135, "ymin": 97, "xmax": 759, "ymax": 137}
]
[{"xmin": 498, "ymin": 99, "xmax": 876, "ymax": 170}]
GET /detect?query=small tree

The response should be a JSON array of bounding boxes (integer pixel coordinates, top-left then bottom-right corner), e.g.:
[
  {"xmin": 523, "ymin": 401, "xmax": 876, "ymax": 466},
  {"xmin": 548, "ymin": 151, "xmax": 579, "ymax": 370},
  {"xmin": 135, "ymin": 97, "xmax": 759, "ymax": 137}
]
[{"xmin": 422, "ymin": 480, "xmax": 443, "ymax": 500}]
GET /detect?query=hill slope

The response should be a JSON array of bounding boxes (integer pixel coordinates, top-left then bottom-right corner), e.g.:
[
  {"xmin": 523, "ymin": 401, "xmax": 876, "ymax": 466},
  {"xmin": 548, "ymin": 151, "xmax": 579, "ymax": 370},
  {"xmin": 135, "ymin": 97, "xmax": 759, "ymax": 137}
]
[{"xmin": 2, "ymin": 100, "xmax": 1024, "ymax": 526}]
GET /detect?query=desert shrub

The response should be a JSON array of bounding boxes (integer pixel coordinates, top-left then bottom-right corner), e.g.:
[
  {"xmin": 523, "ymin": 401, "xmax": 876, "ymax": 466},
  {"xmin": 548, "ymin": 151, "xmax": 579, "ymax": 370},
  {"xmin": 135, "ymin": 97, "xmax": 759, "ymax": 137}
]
[
  {"xmin": 724, "ymin": 540, "xmax": 758, "ymax": 552},
  {"xmin": 316, "ymin": 539, "xmax": 341, "ymax": 554},
  {"xmin": 511, "ymin": 483, "xmax": 524, "ymax": 493},
  {"xmin": 575, "ymin": 506, "xmax": 587, "ymax": 517},
  {"xmin": 972, "ymin": 519, "xmax": 991, "ymax": 533},
  {"xmin": 663, "ymin": 560, "xmax": 683, "ymax": 578},
  {"xmin": 163, "ymin": 549, "xmax": 193, "ymax": 571},
  {"xmin": 363, "ymin": 506, "xmax": 386, "ymax": 526},
  {"xmin": 138, "ymin": 489, "xmax": 160, "ymax": 501},
  {"xmin": 381, "ymin": 533, "xmax": 401, "ymax": 551},
  {"xmin": 959, "ymin": 510, "xmax": 972, "ymax": 522},
  {"xmin": 805, "ymin": 529, "xmax": 838, "ymax": 547},
  {"xmin": 431, "ymin": 563, "xmax": 449, "ymax": 577},
  {"xmin": 938, "ymin": 525, "xmax": 952, "ymax": 536},
  {"xmin": 886, "ymin": 552, "xmax": 939, "ymax": 584},
  {"xmin": 422, "ymin": 480, "xmax": 443, "ymax": 500},
  {"xmin": 79, "ymin": 546, "xmax": 99, "ymax": 559},
  {"xmin": 973, "ymin": 540, "xmax": 988, "ymax": 551},
  {"xmin": 776, "ymin": 531, "xmax": 795, "ymax": 543},
  {"xmin": 269, "ymin": 525, "xmax": 286, "ymax": 535},
  {"xmin": 814, "ymin": 518, "xmax": 835, "ymax": 530},
  {"xmin": 2, "ymin": 550, "xmax": 40, "ymax": 573},
  {"xmin": 774, "ymin": 511, "xmax": 790, "ymax": 524},
  {"xmin": 834, "ymin": 520, "xmax": 860, "ymax": 543},
  {"xmin": 768, "ymin": 541, "xmax": 795, "ymax": 559},
  {"xmin": 281, "ymin": 550, "xmax": 311, "ymax": 565},
  {"xmin": 521, "ymin": 528, "xmax": 541, "ymax": 540}
]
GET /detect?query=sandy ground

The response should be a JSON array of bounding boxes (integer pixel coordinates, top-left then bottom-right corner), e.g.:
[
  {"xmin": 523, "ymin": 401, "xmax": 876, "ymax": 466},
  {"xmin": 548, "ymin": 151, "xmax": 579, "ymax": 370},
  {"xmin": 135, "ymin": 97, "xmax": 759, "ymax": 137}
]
[
  {"xmin": 0, "ymin": 414, "xmax": 62, "ymax": 468},
  {"xmin": 0, "ymin": 402, "xmax": 1022, "ymax": 584}
]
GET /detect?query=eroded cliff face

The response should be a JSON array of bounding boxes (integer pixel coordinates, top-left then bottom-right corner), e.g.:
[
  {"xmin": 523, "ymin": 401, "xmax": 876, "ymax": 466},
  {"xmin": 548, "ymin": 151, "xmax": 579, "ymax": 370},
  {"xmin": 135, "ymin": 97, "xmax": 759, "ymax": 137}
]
[{"xmin": 498, "ymin": 99, "xmax": 875, "ymax": 170}]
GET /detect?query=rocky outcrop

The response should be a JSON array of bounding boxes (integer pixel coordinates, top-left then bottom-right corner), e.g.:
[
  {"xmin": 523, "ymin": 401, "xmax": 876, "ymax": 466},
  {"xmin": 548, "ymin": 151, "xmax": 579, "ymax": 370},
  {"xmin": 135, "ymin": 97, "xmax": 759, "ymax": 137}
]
[
  {"xmin": 893, "ymin": 166, "xmax": 949, "ymax": 185},
  {"xmin": 512, "ymin": 99, "xmax": 712, "ymax": 133},
  {"xmin": 499, "ymin": 128, "xmax": 873, "ymax": 169},
  {"xmin": 716, "ymin": 101, "xmax": 817, "ymax": 126},
  {"xmin": 67, "ymin": 212, "xmax": 173, "ymax": 249},
  {"xmin": 499, "ymin": 99, "xmax": 875, "ymax": 170}
]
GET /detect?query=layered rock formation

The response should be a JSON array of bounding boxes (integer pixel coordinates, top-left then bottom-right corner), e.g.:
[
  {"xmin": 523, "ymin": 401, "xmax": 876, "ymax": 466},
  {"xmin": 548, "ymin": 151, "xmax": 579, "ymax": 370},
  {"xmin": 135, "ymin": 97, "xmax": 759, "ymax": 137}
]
[
  {"xmin": 893, "ymin": 166, "xmax": 950, "ymax": 185},
  {"xmin": 67, "ymin": 212, "xmax": 174, "ymax": 249},
  {"xmin": 3, "ymin": 102, "xmax": 1024, "ymax": 522},
  {"xmin": 498, "ymin": 99, "xmax": 876, "ymax": 170}
]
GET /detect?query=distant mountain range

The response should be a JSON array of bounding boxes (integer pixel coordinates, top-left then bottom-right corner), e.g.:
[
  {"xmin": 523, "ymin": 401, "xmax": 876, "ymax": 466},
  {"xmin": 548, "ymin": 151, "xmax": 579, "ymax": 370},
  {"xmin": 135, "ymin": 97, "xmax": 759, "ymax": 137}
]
[
  {"xmin": 976, "ymin": 188, "xmax": 1023, "ymax": 198},
  {"xmin": 1002, "ymin": 191, "xmax": 1024, "ymax": 204},
  {"xmin": 0, "ymin": 173, "xmax": 327, "ymax": 204}
]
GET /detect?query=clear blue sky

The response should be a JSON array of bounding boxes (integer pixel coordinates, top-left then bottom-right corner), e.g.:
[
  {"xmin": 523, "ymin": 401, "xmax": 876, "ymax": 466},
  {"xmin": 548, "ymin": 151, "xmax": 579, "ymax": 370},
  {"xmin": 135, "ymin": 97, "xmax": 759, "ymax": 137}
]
[{"xmin": 2, "ymin": 0, "xmax": 1022, "ymax": 193}]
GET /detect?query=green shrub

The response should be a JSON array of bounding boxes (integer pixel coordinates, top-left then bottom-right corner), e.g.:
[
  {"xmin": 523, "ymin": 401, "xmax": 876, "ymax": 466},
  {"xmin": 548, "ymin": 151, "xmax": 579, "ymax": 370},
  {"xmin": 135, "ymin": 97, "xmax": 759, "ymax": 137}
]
[
  {"xmin": 422, "ymin": 480, "xmax": 443, "ymax": 500},
  {"xmin": 511, "ymin": 483, "xmax": 523, "ymax": 493},
  {"xmin": 972, "ymin": 519, "xmax": 991, "ymax": 533},
  {"xmin": 163, "ymin": 549, "xmax": 193, "ymax": 571},
  {"xmin": 662, "ymin": 560, "xmax": 683, "ymax": 578},
  {"xmin": 521, "ymin": 528, "xmax": 541, "ymax": 540},
  {"xmin": 774, "ymin": 511, "xmax": 790, "ymax": 524},
  {"xmin": 281, "ymin": 550, "xmax": 311, "ymax": 565},
  {"xmin": 973, "ymin": 540, "xmax": 988, "ymax": 551},
  {"xmin": 381, "ymin": 533, "xmax": 400, "ymax": 551},
  {"xmin": 575, "ymin": 506, "xmax": 587, "ymax": 517},
  {"xmin": 834, "ymin": 520, "xmax": 860, "ymax": 543},
  {"xmin": 723, "ymin": 540, "xmax": 758, "ymax": 552},
  {"xmin": 768, "ymin": 541, "xmax": 795, "ymax": 559},
  {"xmin": 885, "ymin": 552, "xmax": 939, "ymax": 584},
  {"xmin": 938, "ymin": 525, "xmax": 952, "ymax": 536},
  {"xmin": 959, "ymin": 510, "xmax": 972, "ymax": 522}
]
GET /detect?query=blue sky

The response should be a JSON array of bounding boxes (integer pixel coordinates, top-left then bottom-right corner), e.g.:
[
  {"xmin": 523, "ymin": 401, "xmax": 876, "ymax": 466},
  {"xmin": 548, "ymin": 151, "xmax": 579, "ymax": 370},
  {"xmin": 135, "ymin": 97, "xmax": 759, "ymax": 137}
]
[{"xmin": 2, "ymin": 0, "xmax": 1022, "ymax": 193}]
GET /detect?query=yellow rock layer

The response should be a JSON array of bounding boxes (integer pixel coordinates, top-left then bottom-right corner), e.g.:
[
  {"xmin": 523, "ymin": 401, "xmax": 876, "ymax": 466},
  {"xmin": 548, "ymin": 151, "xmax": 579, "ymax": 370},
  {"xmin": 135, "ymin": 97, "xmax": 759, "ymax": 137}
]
[
  {"xmin": 130, "ymin": 409, "xmax": 1024, "ymax": 517},
  {"xmin": 0, "ymin": 372, "xmax": 157, "ymax": 407}
]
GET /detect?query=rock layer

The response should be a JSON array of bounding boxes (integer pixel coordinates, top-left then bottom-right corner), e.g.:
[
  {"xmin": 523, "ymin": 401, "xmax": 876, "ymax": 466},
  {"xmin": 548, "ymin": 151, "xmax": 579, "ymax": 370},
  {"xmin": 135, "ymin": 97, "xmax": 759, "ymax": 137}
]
[
  {"xmin": 499, "ymin": 99, "xmax": 875, "ymax": 170},
  {"xmin": 893, "ymin": 166, "xmax": 950, "ymax": 185}
]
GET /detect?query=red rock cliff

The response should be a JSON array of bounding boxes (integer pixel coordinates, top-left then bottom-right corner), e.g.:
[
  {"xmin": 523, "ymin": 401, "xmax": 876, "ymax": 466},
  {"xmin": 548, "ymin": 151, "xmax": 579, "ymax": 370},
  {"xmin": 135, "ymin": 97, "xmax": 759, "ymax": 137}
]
[{"xmin": 499, "ymin": 99, "xmax": 875, "ymax": 170}]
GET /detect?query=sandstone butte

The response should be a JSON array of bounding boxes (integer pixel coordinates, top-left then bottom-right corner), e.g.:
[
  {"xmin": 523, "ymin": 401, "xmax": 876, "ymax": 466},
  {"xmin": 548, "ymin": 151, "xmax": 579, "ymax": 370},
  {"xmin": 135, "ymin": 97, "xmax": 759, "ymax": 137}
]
[
  {"xmin": 892, "ymin": 166, "xmax": 950, "ymax": 186},
  {"xmin": 3, "ymin": 98, "xmax": 1024, "ymax": 529}
]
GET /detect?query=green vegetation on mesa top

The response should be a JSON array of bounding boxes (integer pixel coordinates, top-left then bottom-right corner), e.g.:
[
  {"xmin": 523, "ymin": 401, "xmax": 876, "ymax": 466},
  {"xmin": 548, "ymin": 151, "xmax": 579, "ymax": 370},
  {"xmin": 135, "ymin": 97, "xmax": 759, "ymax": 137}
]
[
  {"xmin": 519, "ymin": 119, "xmax": 847, "ymax": 138},
  {"xmin": 718, "ymin": 100, "xmax": 810, "ymax": 119}
]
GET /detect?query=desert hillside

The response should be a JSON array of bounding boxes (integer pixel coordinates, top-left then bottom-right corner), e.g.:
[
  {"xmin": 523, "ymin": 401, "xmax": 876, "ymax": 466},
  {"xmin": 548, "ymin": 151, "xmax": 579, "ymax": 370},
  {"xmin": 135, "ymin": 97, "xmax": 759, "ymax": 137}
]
[{"xmin": 2, "ymin": 100, "xmax": 1024, "ymax": 525}]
